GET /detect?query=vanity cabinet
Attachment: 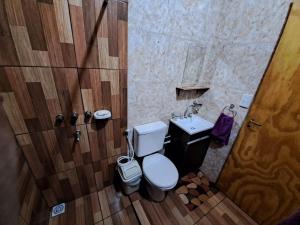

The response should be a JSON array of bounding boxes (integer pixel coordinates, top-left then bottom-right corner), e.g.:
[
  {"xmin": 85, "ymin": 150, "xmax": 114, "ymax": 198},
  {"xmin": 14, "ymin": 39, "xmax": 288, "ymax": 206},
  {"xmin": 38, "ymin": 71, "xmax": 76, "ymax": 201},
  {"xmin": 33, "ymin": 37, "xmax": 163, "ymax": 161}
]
[{"xmin": 165, "ymin": 122, "xmax": 212, "ymax": 176}]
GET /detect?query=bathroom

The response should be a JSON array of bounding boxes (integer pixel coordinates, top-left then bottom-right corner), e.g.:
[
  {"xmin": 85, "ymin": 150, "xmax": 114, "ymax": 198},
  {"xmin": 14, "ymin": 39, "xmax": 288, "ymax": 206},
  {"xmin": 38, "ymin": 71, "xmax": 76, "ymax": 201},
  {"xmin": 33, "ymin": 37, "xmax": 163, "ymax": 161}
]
[{"xmin": 0, "ymin": 0, "xmax": 299, "ymax": 224}]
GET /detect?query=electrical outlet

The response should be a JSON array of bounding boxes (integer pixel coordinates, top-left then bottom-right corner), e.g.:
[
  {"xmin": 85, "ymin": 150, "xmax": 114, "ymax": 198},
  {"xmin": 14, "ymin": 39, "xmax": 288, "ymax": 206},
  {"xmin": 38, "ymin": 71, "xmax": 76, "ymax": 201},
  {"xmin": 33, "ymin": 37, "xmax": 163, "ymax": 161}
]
[{"xmin": 239, "ymin": 94, "xmax": 253, "ymax": 109}]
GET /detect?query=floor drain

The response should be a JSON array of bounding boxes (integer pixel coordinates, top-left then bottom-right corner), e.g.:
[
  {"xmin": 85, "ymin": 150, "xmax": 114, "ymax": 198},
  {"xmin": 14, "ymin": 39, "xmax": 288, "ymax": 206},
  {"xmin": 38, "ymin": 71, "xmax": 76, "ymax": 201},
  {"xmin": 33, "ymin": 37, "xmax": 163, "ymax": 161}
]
[{"xmin": 51, "ymin": 203, "xmax": 66, "ymax": 217}]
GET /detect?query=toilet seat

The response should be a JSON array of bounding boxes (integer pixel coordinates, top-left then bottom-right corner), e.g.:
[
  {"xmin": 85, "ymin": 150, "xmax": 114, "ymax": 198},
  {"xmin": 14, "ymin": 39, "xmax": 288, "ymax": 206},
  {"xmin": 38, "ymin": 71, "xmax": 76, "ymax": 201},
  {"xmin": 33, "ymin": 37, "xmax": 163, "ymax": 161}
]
[{"xmin": 142, "ymin": 153, "xmax": 179, "ymax": 190}]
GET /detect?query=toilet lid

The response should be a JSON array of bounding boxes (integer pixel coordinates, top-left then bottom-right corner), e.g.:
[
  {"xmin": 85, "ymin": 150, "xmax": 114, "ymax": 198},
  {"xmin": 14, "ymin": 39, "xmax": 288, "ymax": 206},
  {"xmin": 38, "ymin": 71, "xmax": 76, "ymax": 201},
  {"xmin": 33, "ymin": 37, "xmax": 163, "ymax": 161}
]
[{"xmin": 143, "ymin": 153, "xmax": 179, "ymax": 189}]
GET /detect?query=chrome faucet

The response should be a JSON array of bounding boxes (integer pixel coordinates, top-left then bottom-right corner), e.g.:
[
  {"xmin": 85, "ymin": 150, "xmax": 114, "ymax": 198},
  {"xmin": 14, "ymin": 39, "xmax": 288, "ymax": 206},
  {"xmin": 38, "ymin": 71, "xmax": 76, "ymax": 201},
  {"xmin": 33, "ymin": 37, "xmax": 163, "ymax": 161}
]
[
  {"xmin": 172, "ymin": 102, "xmax": 202, "ymax": 120},
  {"xmin": 184, "ymin": 105, "xmax": 193, "ymax": 118},
  {"xmin": 184, "ymin": 101, "xmax": 203, "ymax": 118},
  {"xmin": 73, "ymin": 130, "xmax": 81, "ymax": 142}
]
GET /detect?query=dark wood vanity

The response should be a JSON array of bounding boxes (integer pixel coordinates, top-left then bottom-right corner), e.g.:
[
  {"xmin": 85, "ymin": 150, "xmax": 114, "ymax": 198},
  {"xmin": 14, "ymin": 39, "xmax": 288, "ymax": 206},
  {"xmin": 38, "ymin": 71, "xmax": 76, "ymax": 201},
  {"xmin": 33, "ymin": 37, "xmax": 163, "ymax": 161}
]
[{"xmin": 165, "ymin": 122, "xmax": 212, "ymax": 176}]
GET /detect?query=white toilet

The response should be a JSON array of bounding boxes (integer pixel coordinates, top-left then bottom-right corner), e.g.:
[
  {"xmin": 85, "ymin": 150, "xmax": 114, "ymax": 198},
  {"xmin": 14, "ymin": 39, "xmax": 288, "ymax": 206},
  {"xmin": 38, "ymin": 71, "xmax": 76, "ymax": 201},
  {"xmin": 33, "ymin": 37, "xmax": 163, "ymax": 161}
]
[{"xmin": 134, "ymin": 121, "xmax": 179, "ymax": 201}]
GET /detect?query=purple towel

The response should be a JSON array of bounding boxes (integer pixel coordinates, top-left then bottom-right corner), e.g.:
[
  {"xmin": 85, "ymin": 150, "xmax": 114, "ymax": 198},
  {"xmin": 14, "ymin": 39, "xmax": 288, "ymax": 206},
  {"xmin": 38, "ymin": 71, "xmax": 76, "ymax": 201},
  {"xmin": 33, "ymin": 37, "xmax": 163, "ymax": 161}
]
[{"xmin": 211, "ymin": 113, "xmax": 234, "ymax": 145}]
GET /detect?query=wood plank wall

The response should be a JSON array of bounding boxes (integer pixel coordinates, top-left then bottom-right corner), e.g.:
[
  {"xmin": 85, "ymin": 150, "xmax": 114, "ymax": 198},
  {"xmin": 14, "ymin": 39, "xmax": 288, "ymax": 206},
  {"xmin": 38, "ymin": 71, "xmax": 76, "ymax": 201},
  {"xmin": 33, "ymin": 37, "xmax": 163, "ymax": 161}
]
[
  {"xmin": 18, "ymin": 144, "xmax": 49, "ymax": 225},
  {"xmin": 0, "ymin": 96, "xmax": 48, "ymax": 225},
  {"xmin": 0, "ymin": 0, "xmax": 128, "ymax": 207}
]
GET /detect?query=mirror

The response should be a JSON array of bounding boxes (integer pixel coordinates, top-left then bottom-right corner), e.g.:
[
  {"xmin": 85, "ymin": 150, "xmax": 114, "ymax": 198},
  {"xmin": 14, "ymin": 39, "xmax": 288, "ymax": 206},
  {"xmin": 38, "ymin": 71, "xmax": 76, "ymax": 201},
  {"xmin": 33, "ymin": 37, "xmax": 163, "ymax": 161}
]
[{"xmin": 181, "ymin": 44, "xmax": 207, "ymax": 86}]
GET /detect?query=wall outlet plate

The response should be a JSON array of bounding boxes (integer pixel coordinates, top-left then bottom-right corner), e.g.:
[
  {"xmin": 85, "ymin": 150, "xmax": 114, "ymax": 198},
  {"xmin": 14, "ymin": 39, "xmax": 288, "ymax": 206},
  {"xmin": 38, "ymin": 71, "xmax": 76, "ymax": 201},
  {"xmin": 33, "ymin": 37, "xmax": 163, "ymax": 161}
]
[
  {"xmin": 51, "ymin": 203, "xmax": 66, "ymax": 217},
  {"xmin": 239, "ymin": 94, "xmax": 253, "ymax": 109}
]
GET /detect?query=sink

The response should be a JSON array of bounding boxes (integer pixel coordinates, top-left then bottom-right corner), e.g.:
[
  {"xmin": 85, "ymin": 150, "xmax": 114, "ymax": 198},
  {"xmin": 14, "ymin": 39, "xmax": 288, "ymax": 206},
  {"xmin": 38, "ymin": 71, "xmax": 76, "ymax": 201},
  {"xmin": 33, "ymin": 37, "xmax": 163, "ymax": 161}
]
[{"xmin": 170, "ymin": 115, "xmax": 214, "ymax": 135}]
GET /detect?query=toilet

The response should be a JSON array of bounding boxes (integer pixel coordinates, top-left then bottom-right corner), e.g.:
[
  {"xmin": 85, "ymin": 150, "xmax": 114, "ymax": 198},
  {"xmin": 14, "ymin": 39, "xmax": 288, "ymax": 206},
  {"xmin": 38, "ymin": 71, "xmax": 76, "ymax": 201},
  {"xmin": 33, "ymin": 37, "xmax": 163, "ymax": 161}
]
[{"xmin": 134, "ymin": 121, "xmax": 179, "ymax": 201}]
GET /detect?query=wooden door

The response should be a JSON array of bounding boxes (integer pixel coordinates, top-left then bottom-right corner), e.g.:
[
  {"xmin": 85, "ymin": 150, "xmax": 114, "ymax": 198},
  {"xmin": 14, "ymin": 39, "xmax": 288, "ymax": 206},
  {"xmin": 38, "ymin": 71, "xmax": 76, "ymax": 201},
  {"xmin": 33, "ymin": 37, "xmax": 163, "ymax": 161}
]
[{"xmin": 218, "ymin": 2, "xmax": 300, "ymax": 225}]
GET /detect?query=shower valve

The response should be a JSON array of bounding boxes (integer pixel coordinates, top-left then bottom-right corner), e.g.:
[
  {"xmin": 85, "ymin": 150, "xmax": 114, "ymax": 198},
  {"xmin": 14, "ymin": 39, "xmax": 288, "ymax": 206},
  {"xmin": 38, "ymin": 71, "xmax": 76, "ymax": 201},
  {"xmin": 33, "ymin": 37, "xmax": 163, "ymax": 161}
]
[
  {"xmin": 55, "ymin": 114, "xmax": 64, "ymax": 124},
  {"xmin": 73, "ymin": 130, "xmax": 81, "ymax": 142},
  {"xmin": 70, "ymin": 112, "xmax": 78, "ymax": 126},
  {"xmin": 84, "ymin": 111, "xmax": 93, "ymax": 122}
]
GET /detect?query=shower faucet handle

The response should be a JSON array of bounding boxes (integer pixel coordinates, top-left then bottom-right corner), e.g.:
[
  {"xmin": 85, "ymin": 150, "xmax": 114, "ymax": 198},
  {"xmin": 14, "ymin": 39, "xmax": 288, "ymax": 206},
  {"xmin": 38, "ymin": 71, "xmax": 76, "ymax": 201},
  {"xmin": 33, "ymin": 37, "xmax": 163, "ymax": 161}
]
[
  {"xmin": 73, "ymin": 130, "xmax": 81, "ymax": 142},
  {"xmin": 84, "ymin": 111, "xmax": 93, "ymax": 122},
  {"xmin": 70, "ymin": 112, "xmax": 78, "ymax": 126},
  {"xmin": 55, "ymin": 114, "xmax": 64, "ymax": 124}
]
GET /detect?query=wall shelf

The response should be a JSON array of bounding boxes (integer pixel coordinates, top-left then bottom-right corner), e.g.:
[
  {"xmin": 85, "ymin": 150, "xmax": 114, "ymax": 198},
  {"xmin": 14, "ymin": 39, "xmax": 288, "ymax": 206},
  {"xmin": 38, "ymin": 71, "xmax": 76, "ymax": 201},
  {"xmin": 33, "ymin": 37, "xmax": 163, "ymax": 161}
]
[{"xmin": 176, "ymin": 86, "xmax": 209, "ymax": 94}]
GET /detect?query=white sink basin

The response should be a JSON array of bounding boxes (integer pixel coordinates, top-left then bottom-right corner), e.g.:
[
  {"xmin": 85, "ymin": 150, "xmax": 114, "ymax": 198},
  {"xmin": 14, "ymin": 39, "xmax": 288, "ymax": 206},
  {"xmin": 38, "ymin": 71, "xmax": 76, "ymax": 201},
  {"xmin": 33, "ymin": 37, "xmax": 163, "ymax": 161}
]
[{"xmin": 170, "ymin": 115, "xmax": 214, "ymax": 135}]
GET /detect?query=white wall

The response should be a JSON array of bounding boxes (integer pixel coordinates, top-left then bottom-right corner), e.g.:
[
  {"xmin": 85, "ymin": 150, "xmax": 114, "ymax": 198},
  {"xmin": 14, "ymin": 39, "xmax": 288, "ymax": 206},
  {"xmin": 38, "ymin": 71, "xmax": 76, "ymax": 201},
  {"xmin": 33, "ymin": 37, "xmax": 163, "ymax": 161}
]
[{"xmin": 128, "ymin": 0, "xmax": 291, "ymax": 181}]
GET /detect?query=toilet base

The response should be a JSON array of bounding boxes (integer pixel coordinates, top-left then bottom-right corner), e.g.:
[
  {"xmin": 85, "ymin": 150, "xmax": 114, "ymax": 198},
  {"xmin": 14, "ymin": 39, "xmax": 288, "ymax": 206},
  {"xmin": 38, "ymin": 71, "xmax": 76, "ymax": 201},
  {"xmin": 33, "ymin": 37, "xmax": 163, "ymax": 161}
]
[{"xmin": 145, "ymin": 182, "xmax": 166, "ymax": 202}]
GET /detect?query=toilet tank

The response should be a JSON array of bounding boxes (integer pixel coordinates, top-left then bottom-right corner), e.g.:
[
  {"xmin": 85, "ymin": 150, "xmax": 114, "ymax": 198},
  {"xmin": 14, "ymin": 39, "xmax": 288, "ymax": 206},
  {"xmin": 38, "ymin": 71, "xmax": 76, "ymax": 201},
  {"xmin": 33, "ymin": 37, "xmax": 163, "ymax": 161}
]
[{"xmin": 133, "ymin": 121, "xmax": 168, "ymax": 157}]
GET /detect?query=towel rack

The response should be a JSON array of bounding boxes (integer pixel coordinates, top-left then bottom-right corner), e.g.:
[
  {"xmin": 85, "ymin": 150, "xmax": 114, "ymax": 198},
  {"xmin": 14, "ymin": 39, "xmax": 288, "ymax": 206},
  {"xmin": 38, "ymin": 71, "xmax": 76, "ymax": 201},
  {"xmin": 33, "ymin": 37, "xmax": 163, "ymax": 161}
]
[{"xmin": 222, "ymin": 104, "xmax": 237, "ymax": 117}]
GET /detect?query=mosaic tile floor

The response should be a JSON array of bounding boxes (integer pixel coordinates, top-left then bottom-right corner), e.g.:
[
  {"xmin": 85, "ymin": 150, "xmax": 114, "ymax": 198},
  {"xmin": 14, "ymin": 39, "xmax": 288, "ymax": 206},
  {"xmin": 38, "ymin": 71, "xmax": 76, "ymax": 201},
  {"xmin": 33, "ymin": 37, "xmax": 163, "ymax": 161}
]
[{"xmin": 175, "ymin": 170, "xmax": 219, "ymax": 211}]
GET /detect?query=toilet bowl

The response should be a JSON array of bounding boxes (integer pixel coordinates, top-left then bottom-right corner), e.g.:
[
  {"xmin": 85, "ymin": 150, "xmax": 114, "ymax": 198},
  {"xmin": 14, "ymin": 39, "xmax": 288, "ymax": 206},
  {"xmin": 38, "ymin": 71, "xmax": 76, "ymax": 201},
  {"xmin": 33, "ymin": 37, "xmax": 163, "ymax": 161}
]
[
  {"xmin": 142, "ymin": 153, "xmax": 179, "ymax": 201},
  {"xmin": 133, "ymin": 121, "xmax": 179, "ymax": 201}
]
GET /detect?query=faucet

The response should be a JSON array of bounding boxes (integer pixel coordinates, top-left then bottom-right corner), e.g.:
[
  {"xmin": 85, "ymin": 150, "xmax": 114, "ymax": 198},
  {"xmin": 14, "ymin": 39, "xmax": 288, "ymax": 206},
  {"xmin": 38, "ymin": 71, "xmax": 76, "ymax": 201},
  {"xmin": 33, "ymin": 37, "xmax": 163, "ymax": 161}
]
[
  {"xmin": 73, "ymin": 130, "xmax": 81, "ymax": 142},
  {"xmin": 184, "ymin": 105, "xmax": 193, "ymax": 118},
  {"xmin": 184, "ymin": 101, "xmax": 203, "ymax": 118},
  {"xmin": 172, "ymin": 102, "xmax": 202, "ymax": 119}
]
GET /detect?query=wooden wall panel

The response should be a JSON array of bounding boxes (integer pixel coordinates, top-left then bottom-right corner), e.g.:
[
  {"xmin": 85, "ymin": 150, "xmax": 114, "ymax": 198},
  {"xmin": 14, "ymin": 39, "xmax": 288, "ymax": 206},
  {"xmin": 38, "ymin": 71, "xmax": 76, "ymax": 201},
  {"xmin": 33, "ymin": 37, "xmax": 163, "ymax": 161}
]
[
  {"xmin": 16, "ymin": 122, "xmax": 125, "ymax": 206},
  {"xmin": 79, "ymin": 68, "xmax": 127, "ymax": 154},
  {"xmin": 1, "ymin": 0, "xmax": 76, "ymax": 67},
  {"xmin": 36, "ymin": 158, "xmax": 119, "ymax": 206},
  {"xmin": 0, "ymin": 67, "xmax": 84, "ymax": 134},
  {"xmin": 0, "ymin": 97, "xmax": 48, "ymax": 225},
  {"xmin": 18, "ymin": 162, "xmax": 49, "ymax": 225},
  {"xmin": 69, "ymin": 0, "xmax": 128, "ymax": 69},
  {"xmin": 1, "ymin": 0, "xmax": 128, "ymax": 69},
  {"xmin": 1, "ymin": 66, "xmax": 127, "ymax": 205},
  {"xmin": 117, "ymin": 2, "xmax": 128, "ymax": 70},
  {"xmin": 0, "ymin": 1, "xmax": 20, "ymax": 65},
  {"xmin": 0, "ymin": 0, "xmax": 127, "ymax": 208}
]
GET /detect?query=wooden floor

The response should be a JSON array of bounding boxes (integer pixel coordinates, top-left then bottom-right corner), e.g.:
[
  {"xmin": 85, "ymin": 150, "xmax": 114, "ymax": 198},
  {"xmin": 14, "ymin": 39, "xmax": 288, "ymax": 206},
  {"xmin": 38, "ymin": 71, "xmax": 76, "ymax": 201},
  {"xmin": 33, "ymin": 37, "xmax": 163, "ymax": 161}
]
[
  {"xmin": 130, "ymin": 191, "xmax": 257, "ymax": 225},
  {"xmin": 46, "ymin": 186, "xmax": 138, "ymax": 225},
  {"xmin": 42, "ymin": 184, "xmax": 257, "ymax": 225}
]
